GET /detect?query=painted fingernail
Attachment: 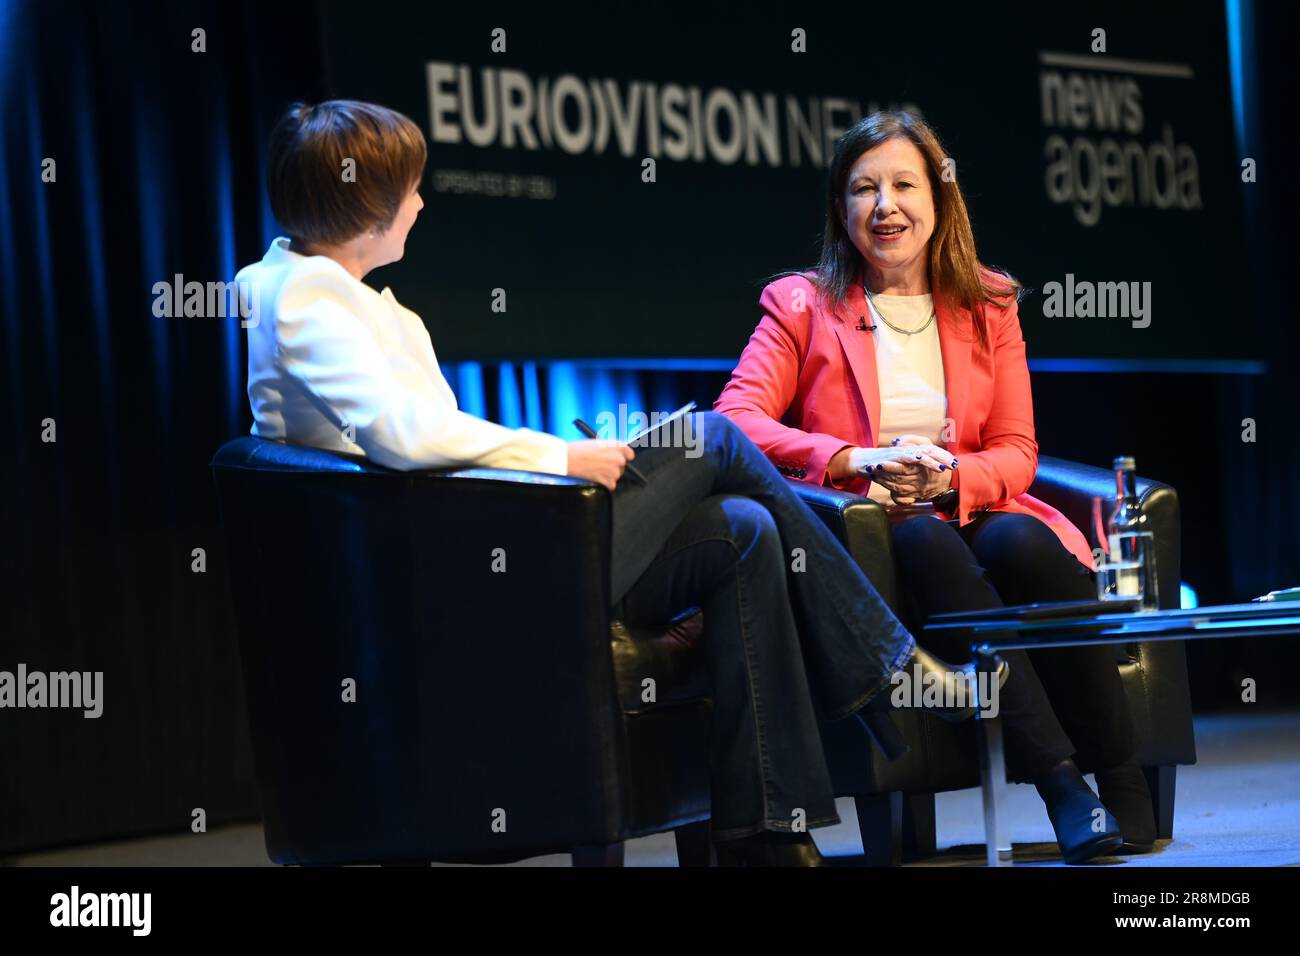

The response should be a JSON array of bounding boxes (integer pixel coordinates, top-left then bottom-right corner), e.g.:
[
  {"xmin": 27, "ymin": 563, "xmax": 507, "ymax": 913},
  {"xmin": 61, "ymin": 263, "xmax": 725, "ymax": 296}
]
[
  {"xmin": 915, "ymin": 454, "xmax": 923, "ymax": 460},
  {"xmin": 891, "ymin": 438, "xmax": 900, "ymax": 445},
  {"xmin": 940, "ymin": 464, "xmax": 947, "ymax": 471}
]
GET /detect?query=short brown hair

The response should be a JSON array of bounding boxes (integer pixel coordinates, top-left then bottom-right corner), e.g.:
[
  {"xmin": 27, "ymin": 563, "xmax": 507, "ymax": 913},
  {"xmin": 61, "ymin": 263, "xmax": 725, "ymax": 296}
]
[{"xmin": 267, "ymin": 100, "xmax": 427, "ymax": 246}]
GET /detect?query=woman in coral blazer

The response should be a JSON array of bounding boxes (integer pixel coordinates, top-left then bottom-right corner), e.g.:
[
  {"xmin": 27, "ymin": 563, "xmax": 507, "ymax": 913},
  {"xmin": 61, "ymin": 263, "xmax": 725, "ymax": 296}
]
[{"xmin": 717, "ymin": 111, "xmax": 1157, "ymax": 864}]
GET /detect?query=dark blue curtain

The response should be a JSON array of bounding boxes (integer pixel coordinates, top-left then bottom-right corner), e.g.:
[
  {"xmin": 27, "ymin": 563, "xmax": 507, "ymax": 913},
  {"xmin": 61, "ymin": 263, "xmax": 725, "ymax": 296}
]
[{"xmin": 0, "ymin": 0, "xmax": 329, "ymax": 853}]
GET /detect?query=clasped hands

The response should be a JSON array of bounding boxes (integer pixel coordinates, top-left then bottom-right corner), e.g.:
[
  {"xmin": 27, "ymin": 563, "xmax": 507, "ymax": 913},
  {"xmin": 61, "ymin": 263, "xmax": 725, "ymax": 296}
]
[{"xmin": 829, "ymin": 434, "xmax": 957, "ymax": 506}]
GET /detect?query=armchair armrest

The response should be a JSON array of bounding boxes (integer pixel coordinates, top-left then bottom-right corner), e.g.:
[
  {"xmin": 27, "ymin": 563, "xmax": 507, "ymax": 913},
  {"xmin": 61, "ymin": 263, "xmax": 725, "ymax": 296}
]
[{"xmin": 788, "ymin": 479, "xmax": 901, "ymax": 613}]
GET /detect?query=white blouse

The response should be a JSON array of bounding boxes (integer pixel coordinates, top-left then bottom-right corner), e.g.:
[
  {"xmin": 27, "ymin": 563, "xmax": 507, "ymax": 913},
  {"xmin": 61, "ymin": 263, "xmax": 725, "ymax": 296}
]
[
  {"xmin": 864, "ymin": 293, "xmax": 948, "ymax": 506},
  {"xmin": 238, "ymin": 237, "xmax": 568, "ymax": 474}
]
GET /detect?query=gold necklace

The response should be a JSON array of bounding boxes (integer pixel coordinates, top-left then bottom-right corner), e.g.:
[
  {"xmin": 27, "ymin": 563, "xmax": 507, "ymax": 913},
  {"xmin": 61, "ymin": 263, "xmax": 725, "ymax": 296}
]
[{"xmin": 863, "ymin": 282, "xmax": 936, "ymax": 337}]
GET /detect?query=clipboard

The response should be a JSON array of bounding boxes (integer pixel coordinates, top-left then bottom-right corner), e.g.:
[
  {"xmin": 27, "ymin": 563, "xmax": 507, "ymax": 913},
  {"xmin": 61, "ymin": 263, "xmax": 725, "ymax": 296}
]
[{"xmin": 626, "ymin": 401, "xmax": 698, "ymax": 444}]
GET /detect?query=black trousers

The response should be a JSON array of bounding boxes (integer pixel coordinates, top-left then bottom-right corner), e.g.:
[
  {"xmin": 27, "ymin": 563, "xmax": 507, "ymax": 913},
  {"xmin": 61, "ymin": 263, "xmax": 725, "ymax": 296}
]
[{"xmin": 890, "ymin": 511, "xmax": 1136, "ymax": 782}]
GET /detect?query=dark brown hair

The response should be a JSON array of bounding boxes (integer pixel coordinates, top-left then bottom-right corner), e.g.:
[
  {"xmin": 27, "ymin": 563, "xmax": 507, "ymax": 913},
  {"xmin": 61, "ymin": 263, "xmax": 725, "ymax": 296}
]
[
  {"xmin": 267, "ymin": 100, "xmax": 428, "ymax": 246},
  {"xmin": 804, "ymin": 110, "xmax": 1020, "ymax": 350}
]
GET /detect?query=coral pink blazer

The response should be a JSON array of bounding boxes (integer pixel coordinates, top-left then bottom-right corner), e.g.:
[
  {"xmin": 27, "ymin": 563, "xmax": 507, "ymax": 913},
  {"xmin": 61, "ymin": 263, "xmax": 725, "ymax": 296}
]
[{"xmin": 715, "ymin": 272, "xmax": 1094, "ymax": 570}]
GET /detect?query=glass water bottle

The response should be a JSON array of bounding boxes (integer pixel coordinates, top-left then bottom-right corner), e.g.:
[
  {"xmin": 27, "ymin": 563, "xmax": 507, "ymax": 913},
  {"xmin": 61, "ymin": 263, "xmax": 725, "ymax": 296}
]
[{"xmin": 1102, "ymin": 456, "xmax": 1159, "ymax": 611}]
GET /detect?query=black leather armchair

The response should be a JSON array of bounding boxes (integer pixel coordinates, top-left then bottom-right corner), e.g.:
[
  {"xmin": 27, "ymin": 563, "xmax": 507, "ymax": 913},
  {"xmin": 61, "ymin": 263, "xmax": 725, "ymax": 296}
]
[
  {"xmin": 212, "ymin": 436, "xmax": 715, "ymax": 866},
  {"xmin": 798, "ymin": 455, "xmax": 1197, "ymax": 864}
]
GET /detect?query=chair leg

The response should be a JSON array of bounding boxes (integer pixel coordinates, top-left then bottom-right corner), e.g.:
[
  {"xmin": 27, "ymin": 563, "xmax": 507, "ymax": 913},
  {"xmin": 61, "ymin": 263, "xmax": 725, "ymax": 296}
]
[
  {"xmin": 1143, "ymin": 764, "xmax": 1177, "ymax": 840},
  {"xmin": 673, "ymin": 819, "xmax": 716, "ymax": 867},
  {"xmin": 902, "ymin": 793, "xmax": 937, "ymax": 859},
  {"xmin": 854, "ymin": 792, "xmax": 903, "ymax": 866},
  {"xmin": 572, "ymin": 842, "xmax": 625, "ymax": 867}
]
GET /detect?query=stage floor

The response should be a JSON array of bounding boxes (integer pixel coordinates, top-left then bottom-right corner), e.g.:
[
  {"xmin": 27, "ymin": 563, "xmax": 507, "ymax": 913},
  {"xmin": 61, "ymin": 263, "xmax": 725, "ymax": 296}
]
[{"xmin": 9, "ymin": 710, "xmax": 1300, "ymax": 867}]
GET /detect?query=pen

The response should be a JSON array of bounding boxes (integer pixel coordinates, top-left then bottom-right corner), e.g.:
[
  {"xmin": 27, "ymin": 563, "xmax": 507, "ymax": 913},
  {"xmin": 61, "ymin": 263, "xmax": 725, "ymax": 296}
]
[{"xmin": 572, "ymin": 418, "xmax": 648, "ymax": 486}]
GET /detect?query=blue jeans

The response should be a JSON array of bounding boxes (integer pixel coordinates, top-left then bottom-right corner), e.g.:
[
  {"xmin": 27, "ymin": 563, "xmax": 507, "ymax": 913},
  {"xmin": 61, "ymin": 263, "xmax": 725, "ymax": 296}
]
[{"xmin": 609, "ymin": 412, "xmax": 916, "ymax": 839}]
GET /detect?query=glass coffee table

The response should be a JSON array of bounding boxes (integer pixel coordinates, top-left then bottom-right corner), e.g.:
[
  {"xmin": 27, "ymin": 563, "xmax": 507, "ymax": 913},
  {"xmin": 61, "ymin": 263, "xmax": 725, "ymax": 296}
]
[{"xmin": 923, "ymin": 600, "xmax": 1300, "ymax": 866}]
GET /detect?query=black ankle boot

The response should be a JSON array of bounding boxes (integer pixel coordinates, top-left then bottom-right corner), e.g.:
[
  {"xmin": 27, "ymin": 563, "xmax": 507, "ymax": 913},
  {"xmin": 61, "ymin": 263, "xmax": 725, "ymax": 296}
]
[
  {"xmin": 1034, "ymin": 758, "xmax": 1124, "ymax": 864},
  {"xmin": 1095, "ymin": 759, "xmax": 1157, "ymax": 853},
  {"xmin": 714, "ymin": 830, "xmax": 826, "ymax": 867},
  {"xmin": 857, "ymin": 646, "xmax": 1012, "ymax": 761}
]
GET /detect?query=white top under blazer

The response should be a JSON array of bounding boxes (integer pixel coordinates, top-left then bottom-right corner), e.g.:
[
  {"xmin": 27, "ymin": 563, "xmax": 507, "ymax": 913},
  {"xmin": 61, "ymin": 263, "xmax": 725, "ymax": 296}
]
[
  {"xmin": 863, "ymin": 292, "xmax": 948, "ymax": 506},
  {"xmin": 237, "ymin": 237, "xmax": 568, "ymax": 474}
]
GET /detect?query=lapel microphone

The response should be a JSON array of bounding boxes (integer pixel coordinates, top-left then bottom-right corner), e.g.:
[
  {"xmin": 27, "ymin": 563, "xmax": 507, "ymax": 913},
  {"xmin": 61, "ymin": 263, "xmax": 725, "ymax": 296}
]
[{"xmin": 856, "ymin": 316, "xmax": 876, "ymax": 332}]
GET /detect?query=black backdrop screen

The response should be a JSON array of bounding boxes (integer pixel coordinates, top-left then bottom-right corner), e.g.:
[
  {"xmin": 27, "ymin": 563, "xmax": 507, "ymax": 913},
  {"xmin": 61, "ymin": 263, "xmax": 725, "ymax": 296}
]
[{"xmin": 318, "ymin": 4, "xmax": 1250, "ymax": 362}]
